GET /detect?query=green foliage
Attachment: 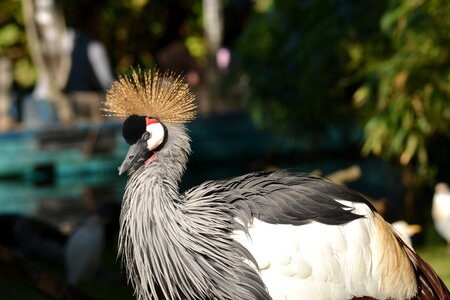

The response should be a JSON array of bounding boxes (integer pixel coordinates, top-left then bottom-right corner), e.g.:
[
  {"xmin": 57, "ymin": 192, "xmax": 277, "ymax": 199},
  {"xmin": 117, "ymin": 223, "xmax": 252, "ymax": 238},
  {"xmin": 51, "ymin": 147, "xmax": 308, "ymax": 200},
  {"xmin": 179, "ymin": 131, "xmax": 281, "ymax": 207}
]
[
  {"xmin": 0, "ymin": 24, "xmax": 21, "ymax": 48},
  {"xmin": 235, "ymin": 0, "xmax": 449, "ymax": 184},
  {"xmin": 0, "ymin": 0, "xmax": 204, "ymax": 89},
  {"xmin": 0, "ymin": 0, "xmax": 36, "ymax": 88},
  {"xmin": 353, "ymin": 0, "xmax": 450, "ymax": 173},
  {"xmin": 90, "ymin": 0, "xmax": 204, "ymax": 73},
  {"xmin": 416, "ymin": 245, "xmax": 450, "ymax": 288},
  {"xmin": 0, "ymin": 0, "xmax": 24, "ymax": 53},
  {"xmin": 234, "ymin": 0, "xmax": 384, "ymax": 133}
]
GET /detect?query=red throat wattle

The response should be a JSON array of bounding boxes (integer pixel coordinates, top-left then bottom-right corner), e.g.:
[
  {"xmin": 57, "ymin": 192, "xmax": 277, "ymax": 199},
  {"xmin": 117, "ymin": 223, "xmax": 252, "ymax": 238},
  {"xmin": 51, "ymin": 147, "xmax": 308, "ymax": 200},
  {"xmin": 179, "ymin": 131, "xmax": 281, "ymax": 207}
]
[{"xmin": 145, "ymin": 153, "xmax": 157, "ymax": 165}]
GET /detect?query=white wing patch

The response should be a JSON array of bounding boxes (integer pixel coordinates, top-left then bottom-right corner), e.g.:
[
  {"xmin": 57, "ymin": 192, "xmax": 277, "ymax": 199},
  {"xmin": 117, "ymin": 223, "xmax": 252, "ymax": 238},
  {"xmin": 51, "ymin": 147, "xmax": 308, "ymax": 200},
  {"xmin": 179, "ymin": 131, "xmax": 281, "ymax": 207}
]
[{"xmin": 233, "ymin": 200, "xmax": 417, "ymax": 300}]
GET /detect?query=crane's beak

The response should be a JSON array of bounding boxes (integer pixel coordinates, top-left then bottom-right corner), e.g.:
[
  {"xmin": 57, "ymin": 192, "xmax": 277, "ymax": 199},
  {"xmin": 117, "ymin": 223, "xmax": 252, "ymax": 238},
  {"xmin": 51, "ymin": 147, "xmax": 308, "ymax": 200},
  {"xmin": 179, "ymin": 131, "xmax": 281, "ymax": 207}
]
[{"xmin": 118, "ymin": 140, "xmax": 148, "ymax": 175}]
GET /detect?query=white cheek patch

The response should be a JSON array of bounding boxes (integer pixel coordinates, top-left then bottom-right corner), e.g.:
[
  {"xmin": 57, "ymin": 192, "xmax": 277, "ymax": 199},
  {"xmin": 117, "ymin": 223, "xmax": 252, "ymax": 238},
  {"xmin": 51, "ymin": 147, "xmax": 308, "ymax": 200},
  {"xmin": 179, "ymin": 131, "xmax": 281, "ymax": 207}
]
[{"xmin": 146, "ymin": 123, "xmax": 165, "ymax": 151}]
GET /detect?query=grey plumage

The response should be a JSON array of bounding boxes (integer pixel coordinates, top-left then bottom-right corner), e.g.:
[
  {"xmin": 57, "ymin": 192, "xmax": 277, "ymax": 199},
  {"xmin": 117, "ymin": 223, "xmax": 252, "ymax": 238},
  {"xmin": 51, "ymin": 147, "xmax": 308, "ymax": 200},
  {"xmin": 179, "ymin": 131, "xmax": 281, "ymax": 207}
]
[{"xmin": 119, "ymin": 124, "xmax": 270, "ymax": 299}]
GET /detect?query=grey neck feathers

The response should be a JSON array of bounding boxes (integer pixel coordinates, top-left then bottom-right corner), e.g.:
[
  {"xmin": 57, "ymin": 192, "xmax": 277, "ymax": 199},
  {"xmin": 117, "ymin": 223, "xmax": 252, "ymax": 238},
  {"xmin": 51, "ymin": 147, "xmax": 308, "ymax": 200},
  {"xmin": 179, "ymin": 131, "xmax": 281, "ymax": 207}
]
[
  {"xmin": 119, "ymin": 123, "xmax": 190, "ymax": 299},
  {"xmin": 118, "ymin": 123, "xmax": 270, "ymax": 300}
]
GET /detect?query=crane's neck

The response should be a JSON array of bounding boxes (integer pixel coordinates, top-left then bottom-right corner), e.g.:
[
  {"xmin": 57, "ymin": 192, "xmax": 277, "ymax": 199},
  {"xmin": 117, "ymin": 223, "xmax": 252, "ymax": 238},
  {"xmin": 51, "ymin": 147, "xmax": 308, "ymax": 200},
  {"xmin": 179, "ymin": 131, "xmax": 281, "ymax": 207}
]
[
  {"xmin": 118, "ymin": 123, "xmax": 269, "ymax": 300},
  {"xmin": 118, "ymin": 123, "xmax": 192, "ymax": 299},
  {"xmin": 120, "ymin": 122, "xmax": 191, "ymax": 235},
  {"xmin": 119, "ymin": 168, "xmax": 184, "ymax": 299},
  {"xmin": 120, "ymin": 123, "xmax": 190, "ymax": 221}
]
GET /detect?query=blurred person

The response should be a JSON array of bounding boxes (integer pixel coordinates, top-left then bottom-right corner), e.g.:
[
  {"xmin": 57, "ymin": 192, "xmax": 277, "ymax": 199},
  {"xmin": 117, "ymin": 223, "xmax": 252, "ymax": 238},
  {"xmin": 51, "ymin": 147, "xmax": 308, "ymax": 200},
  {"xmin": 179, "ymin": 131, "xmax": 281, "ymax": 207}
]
[
  {"xmin": 28, "ymin": 1, "xmax": 114, "ymax": 124},
  {"xmin": 63, "ymin": 1, "xmax": 113, "ymax": 120},
  {"xmin": 63, "ymin": 2, "xmax": 113, "ymax": 94}
]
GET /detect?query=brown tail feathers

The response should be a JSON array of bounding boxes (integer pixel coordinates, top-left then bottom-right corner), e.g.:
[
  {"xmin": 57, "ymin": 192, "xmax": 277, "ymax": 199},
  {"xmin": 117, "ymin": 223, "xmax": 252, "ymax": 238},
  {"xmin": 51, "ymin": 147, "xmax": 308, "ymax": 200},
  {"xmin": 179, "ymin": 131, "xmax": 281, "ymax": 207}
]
[{"xmin": 397, "ymin": 236, "xmax": 450, "ymax": 300}]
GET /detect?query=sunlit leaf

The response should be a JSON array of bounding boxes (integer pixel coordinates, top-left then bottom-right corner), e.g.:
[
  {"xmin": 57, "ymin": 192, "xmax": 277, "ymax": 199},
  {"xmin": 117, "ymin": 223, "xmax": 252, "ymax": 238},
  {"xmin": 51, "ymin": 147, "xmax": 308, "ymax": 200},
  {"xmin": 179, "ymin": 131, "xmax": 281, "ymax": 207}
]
[
  {"xmin": 185, "ymin": 36, "xmax": 205, "ymax": 59},
  {"xmin": 417, "ymin": 143, "xmax": 428, "ymax": 165},
  {"xmin": 400, "ymin": 133, "xmax": 419, "ymax": 165},
  {"xmin": 130, "ymin": 0, "xmax": 149, "ymax": 10},
  {"xmin": 353, "ymin": 86, "xmax": 370, "ymax": 108},
  {"xmin": 0, "ymin": 24, "xmax": 21, "ymax": 49},
  {"xmin": 14, "ymin": 58, "xmax": 37, "ymax": 88}
]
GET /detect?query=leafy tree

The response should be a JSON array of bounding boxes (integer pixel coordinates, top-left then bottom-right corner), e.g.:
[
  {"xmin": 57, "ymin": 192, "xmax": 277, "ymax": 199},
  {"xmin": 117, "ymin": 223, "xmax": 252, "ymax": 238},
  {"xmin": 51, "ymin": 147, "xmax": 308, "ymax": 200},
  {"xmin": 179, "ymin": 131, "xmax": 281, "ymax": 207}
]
[
  {"xmin": 353, "ymin": 0, "xmax": 450, "ymax": 184},
  {"xmin": 234, "ymin": 0, "xmax": 450, "ymax": 187},
  {"xmin": 233, "ymin": 0, "xmax": 384, "ymax": 134}
]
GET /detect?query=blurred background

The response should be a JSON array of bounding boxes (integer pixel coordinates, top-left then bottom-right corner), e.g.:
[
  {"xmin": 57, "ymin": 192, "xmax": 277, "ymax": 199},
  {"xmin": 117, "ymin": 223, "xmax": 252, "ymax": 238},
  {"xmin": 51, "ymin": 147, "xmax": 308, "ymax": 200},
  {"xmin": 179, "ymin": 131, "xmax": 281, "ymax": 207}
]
[{"xmin": 0, "ymin": 0, "xmax": 449, "ymax": 298}]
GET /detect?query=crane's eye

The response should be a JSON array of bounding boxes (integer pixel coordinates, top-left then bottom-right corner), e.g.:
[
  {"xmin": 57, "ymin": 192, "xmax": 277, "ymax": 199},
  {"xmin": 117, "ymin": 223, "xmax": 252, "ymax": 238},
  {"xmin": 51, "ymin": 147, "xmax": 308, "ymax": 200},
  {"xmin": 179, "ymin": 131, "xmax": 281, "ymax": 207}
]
[
  {"xmin": 142, "ymin": 131, "xmax": 151, "ymax": 141},
  {"xmin": 145, "ymin": 121, "xmax": 166, "ymax": 151}
]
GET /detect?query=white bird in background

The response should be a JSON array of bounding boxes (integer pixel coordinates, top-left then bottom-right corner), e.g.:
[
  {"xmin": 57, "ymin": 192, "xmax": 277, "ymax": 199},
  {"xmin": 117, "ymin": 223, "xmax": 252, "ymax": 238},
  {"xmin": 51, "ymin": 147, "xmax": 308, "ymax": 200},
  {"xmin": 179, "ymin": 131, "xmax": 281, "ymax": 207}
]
[
  {"xmin": 392, "ymin": 220, "xmax": 422, "ymax": 248},
  {"xmin": 104, "ymin": 69, "xmax": 450, "ymax": 300},
  {"xmin": 432, "ymin": 182, "xmax": 450, "ymax": 250}
]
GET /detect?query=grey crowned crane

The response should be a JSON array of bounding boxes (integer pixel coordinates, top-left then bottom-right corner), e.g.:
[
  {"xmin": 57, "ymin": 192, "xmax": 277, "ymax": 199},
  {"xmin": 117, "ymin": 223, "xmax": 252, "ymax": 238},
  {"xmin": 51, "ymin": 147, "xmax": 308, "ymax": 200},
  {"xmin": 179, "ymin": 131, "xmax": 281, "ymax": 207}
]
[{"xmin": 104, "ymin": 70, "xmax": 450, "ymax": 300}]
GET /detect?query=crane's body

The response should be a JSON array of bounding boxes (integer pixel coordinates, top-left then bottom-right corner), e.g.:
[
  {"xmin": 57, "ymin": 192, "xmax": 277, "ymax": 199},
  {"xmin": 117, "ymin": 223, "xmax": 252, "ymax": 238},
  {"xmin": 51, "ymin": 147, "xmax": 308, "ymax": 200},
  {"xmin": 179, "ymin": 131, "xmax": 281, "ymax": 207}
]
[
  {"xmin": 234, "ymin": 200, "xmax": 414, "ymax": 300},
  {"xmin": 104, "ymin": 70, "xmax": 450, "ymax": 300}
]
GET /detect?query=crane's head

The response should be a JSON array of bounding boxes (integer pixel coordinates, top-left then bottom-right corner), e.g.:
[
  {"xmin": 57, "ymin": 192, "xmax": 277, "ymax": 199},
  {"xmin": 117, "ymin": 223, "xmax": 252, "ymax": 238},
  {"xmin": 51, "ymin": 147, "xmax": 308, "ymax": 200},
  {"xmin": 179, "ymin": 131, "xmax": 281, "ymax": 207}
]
[
  {"xmin": 102, "ymin": 68, "xmax": 197, "ymax": 176},
  {"xmin": 118, "ymin": 115, "xmax": 167, "ymax": 175}
]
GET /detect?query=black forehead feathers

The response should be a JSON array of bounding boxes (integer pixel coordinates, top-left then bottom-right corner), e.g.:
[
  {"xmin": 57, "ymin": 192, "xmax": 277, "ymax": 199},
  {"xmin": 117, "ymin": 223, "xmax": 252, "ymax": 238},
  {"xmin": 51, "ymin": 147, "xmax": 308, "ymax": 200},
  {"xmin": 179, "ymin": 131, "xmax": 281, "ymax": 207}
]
[{"xmin": 122, "ymin": 115, "xmax": 146, "ymax": 145}]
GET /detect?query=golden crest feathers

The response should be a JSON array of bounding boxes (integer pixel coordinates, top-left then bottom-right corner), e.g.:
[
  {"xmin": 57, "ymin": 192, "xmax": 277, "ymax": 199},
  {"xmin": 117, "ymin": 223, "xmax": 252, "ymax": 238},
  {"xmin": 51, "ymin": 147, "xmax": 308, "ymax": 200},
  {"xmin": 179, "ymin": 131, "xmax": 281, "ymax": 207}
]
[{"xmin": 103, "ymin": 68, "xmax": 197, "ymax": 123}]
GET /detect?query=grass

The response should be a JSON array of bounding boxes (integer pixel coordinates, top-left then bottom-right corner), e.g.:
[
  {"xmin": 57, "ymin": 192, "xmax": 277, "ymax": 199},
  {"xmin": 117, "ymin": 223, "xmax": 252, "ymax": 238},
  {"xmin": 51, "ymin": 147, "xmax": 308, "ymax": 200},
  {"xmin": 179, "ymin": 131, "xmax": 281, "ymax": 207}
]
[
  {"xmin": 0, "ymin": 276, "xmax": 48, "ymax": 300},
  {"xmin": 416, "ymin": 244, "xmax": 450, "ymax": 289}
]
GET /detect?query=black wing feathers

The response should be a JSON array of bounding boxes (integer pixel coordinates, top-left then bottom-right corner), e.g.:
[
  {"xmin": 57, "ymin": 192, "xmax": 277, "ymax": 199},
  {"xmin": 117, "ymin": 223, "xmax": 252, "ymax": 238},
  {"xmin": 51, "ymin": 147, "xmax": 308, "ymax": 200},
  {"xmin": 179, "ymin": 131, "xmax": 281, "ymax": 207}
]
[{"xmin": 184, "ymin": 171, "xmax": 375, "ymax": 226}]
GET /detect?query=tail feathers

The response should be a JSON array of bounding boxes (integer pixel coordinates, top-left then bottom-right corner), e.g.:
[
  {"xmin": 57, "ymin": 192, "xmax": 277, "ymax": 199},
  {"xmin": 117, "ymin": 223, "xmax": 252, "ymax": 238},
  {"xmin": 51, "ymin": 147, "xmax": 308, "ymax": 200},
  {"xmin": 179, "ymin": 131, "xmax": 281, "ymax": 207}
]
[{"xmin": 398, "ymin": 236, "xmax": 450, "ymax": 300}]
